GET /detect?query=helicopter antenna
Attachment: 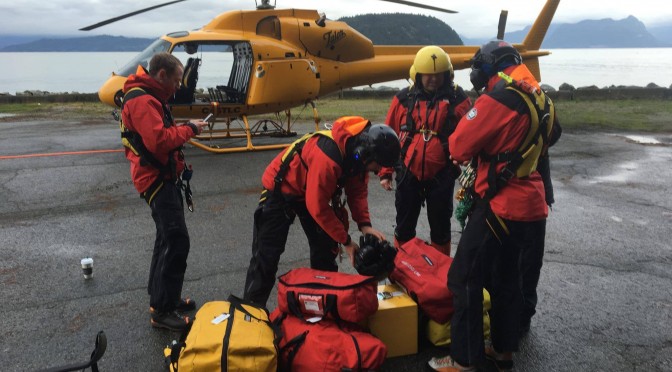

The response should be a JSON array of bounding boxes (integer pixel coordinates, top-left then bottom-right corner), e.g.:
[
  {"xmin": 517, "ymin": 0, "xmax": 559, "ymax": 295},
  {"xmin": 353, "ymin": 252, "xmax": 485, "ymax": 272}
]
[
  {"xmin": 256, "ymin": 0, "xmax": 276, "ymax": 10},
  {"xmin": 79, "ymin": 0, "xmax": 187, "ymax": 31},
  {"xmin": 378, "ymin": 0, "xmax": 457, "ymax": 14}
]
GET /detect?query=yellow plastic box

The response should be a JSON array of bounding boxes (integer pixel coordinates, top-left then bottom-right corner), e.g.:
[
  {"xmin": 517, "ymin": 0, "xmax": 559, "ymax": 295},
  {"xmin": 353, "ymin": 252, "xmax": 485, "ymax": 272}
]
[{"xmin": 367, "ymin": 284, "xmax": 418, "ymax": 358}]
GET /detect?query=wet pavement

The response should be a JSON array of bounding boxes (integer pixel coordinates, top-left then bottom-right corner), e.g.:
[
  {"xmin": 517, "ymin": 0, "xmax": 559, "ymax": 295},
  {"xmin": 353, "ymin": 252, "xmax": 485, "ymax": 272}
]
[{"xmin": 1, "ymin": 119, "xmax": 671, "ymax": 371}]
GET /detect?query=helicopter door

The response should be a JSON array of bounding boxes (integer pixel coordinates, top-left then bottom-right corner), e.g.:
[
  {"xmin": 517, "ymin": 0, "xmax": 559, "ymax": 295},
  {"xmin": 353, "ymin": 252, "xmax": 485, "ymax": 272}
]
[
  {"xmin": 247, "ymin": 59, "xmax": 319, "ymax": 106},
  {"xmin": 209, "ymin": 42, "xmax": 252, "ymax": 104},
  {"xmin": 227, "ymin": 43, "xmax": 252, "ymax": 103}
]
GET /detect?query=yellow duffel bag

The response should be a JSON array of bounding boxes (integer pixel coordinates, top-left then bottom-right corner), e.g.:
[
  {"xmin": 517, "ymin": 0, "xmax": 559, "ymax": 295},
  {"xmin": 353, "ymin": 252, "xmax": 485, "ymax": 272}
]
[
  {"xmin": 426, "ymin": 288, "xmax": 491, "ymax": 346},
  {"xmin": 164, "ymin": 295, "xmax": 277, "ymax": 372}
]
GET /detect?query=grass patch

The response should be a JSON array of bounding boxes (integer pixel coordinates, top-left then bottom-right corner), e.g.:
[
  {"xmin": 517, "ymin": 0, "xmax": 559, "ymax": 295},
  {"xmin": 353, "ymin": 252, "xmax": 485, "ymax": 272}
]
[
  {"xmin": 0, "ymin": 101, "xmax": 112, "ymax": 121},
  {"xmin": 2, "ymin": 97, "xmax": 670, "ymax": 133},
  {"xmin": 555, "ymin": 99, "xmax": 672, "ymax": 132},
  {"xmin": 313, "ymin": 97, "xmax": 390, "ymax": 123}
]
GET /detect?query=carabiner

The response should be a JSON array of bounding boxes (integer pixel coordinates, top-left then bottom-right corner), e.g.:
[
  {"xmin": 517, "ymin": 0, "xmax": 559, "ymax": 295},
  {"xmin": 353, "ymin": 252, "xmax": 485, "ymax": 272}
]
[{"xmin": 423, "ymin": 129, "xmax": 432, "ymax": 142}]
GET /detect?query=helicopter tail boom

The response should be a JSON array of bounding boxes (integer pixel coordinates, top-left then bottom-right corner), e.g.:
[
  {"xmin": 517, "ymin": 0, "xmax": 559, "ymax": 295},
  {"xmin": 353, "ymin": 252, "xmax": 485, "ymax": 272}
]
[
  {"xmin": 517, "ymin": 0, "xmax": 560, "ymax": 82},
  {"xmin": 522, "ymin": 0, "xmax": 560, "ymax": 51}
]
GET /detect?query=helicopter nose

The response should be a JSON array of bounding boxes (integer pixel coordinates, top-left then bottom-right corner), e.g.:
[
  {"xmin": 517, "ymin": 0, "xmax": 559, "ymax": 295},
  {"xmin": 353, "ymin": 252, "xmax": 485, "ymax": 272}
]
[{"xmin": 98, "ymin": 74, "xmax": 128, "ymax": 108}]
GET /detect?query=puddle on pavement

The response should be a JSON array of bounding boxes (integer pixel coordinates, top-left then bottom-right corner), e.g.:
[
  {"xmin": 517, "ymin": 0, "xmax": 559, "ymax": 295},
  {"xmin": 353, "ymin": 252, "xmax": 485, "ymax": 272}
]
[
  {"xmin": 588, "ymin": 161, "xmax": 637, "ymax": 184},
  {"xmin": 613, "ymin": 134, "xmax": 672, "ymax": 146}
]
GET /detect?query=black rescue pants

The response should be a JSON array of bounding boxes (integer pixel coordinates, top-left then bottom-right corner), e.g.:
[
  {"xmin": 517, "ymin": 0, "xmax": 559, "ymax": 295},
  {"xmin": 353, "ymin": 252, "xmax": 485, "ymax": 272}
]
[
  {"xmin": 243, "ymin": 190, "xmax": 339, "ymax": 307},
  {"xmin": 147, "ymin": 182, "xmax": 190, "ymax": 313},
  {"xmin": 394, "ymin": 166, "xmax": 456, "ymax": 244},
  {"xmin": 448, "ymin": 199, "xmax": 546, "ymax": 366},
  {"xmin": 520, "ymin": 219, "xmax": 547, "ymax": 325}
]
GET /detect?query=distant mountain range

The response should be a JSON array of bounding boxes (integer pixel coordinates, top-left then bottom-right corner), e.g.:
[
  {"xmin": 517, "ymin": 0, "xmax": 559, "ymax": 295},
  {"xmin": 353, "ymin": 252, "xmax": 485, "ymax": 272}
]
[
  {"xmin": 339, "ymin": 13, "xmax": 462, "ymax": 45},
  {"xmin": 1, "ymin": 14, "xmax": 670, "ymax": 52},
  {"xmin": 470, "ymin": 15, "xmax": 670, "ymax": 48}
]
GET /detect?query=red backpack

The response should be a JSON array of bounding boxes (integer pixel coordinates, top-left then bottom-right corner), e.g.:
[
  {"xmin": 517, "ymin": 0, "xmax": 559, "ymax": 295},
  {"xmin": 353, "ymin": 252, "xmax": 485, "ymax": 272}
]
[
  {"xmin": 277, "ymin": 268, "xmax": 378, "ymax": 323},
  {"xmin": 271, "ymin": 309, "xmax": 387, "ymax": 372},
  {"xmin": 389, "ymin": 238, "xmax": 454, "ymax": 323}
]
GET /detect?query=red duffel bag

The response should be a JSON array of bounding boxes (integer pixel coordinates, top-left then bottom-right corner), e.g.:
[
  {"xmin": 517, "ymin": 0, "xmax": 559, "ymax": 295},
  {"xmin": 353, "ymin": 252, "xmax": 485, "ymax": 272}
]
[
  {"xmin": 277, "ymin": 267, "xmax": 378, "ymax": 324},
  {"xmin": 271, "ymin": 309, "xmax": 387, "ymax": 372},
  {"xmin": 388, "ymin": 237, "xmax": 454, "ymax": 323}
]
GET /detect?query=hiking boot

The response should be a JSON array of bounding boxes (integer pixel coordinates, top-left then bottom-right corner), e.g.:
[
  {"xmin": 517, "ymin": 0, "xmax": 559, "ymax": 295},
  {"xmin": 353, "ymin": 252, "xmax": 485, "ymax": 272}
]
[
  {"xmin": 427, "ymin": 355, "xmax": 477, "ymax": 372},
  {"xmin": 149, "ymin": 298, "xmax": 197, "ymax": 315},
  {"xmin": 484, "ymin": 343, "xmax": 514, "ymax": 372},
  {"xmin": 151, "ymin": 310, "xmax": 191, "ymax": 331},
  {"xmin": 176, "ymin": 298, "xmax": 197, "ymax": 312}
]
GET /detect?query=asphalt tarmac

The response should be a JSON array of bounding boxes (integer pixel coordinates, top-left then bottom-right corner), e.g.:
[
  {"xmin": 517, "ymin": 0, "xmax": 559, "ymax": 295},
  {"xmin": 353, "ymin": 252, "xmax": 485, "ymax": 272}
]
[{"xmin": 1, "ymin": 118, "xmax": 671, "ymax": 371}]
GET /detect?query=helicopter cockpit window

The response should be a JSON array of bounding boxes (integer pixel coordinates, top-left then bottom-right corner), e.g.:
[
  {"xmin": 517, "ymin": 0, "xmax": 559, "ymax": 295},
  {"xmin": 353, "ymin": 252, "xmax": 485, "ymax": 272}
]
[
  {"xmin": 116, "ymin": 38, "xmax": 171, "ymax": 76},
  {"xmin": 170, "ymin": 41, "xmax": 251, "ymax": 105}
]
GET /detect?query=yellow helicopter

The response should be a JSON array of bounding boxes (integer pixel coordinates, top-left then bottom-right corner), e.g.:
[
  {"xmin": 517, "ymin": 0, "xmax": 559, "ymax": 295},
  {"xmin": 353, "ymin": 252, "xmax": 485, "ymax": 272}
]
[{"xmin": 83, "ymin": 0, "xmax": 560, "ymax": 153}]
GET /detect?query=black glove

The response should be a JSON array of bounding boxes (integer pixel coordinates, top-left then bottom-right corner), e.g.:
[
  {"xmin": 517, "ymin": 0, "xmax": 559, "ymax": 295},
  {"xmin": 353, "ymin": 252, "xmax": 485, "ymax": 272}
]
[{"xmin": 354, "ymin": 234, "xmax": 397, "ymax": 279}]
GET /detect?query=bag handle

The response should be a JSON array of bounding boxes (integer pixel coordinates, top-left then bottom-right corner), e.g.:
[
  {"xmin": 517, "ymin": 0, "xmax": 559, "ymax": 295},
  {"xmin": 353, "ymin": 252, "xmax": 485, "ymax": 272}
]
[
  {"xmin": 228, "ymin": 294, "xmax": 282, "ymax": 356},
  {"xmin": 227, "ymin": 294, "xmax": 268, "ymax": 322},
  {"xmin": 282, "ymin": 330, "xmax": 309, "ymax": 371},
  {"xmin": 325, "ymin": 294, "xmax": 341, "ymax": 323},
  {"xmin": 273, "ymin": 312, "xmax": 308, "ymax": 372},
  {"xmin": 285, "ymin": 291, "xmax": 306, "ymax": 320}
]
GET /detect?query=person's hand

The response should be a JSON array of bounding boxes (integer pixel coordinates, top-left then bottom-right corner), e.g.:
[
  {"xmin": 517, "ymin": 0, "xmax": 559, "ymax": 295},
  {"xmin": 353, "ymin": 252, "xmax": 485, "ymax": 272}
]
[
  {"xmin": 380, "ymin": 178, "xmax": 393, "ymax": 191},
  {"xmin": 450, "ymin": 155, "xmax": 469, "ymax": 166},
  {"xmin": 188, "ymin": 119, "xmax": 209, "ymax": 134},
  {"xmin": 343, "ymin": 240, "xmax": 359, "ymax": 266},
  {"xmin": 360, "ymin": 226, "xmax": 386, "ymax": 242}
]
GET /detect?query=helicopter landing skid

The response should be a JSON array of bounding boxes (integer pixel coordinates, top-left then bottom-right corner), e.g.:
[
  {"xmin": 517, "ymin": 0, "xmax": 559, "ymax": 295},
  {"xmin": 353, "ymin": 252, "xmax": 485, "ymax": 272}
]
[
  {"xmin": 251, "ymin": 119, "xmax": 297, "ymax": 138},
  {"xmin": 189, "ymin": 107, "xmax": 320, "ymax": 154}
]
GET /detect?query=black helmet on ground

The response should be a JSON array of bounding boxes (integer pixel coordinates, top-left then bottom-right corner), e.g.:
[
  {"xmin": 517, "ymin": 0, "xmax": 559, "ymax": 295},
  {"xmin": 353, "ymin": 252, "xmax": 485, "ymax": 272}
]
[
  {"xmin": 353, "ymin": 124, "xmax": 401, "ymax": 168},
  {"xmin": 354, "ymin": 234, "xmax": 397, "ymax": 280},
  {"xmin": 469, "ymin": 40, "xmax": 522, "ymax": 91}
]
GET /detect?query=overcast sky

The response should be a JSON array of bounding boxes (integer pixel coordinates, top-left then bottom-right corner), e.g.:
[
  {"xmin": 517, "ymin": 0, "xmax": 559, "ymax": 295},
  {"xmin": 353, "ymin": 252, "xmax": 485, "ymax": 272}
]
[{"xmin": 1, "ymin": 0, "xmax": 670, "ymax": 39}]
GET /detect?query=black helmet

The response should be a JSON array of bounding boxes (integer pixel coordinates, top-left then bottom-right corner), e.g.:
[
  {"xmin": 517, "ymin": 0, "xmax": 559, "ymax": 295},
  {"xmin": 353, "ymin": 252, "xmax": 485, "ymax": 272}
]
[
  {"xmin": 354, "ymin": 234, "xmax": 397, "ymax": 280},
  {"xmin": 472, "ymin": 40, "xmax": 522, "ymax": 69},
  {"xmin": 354, "ymin": 124, "xmax": 400, "ymax": 168},
  {"xmin": 470, "ymin": 40, "xmax": 522, "ymax": 91}
]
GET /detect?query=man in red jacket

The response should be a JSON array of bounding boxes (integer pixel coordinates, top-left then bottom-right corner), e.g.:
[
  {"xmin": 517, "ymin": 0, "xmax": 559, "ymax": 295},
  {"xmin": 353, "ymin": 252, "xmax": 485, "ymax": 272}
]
[
  {"xmin": 121, "ymin": 52, "xmax": 208, "ymax": 331},
  {"xmin": 428, "ymin": 41, "xmax": 561, "ymax": 371},
  {"xmin": 380, "ymin": 46, "xmax": 471, "ymax": 256},
  {"xmin": 243, "ymin": 116, "xmax": 401, "ymax": 307}
]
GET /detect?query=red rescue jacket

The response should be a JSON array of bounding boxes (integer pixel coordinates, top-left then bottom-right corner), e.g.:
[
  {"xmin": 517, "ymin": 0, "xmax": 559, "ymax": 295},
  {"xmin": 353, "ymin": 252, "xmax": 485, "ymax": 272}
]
[
  {"xmin": 121, "ymin": 70, "xmax": 197, "ymax": 194},
  {"xmin": 380, "ymin": 84, "xmax": 471, "ymax": 181},
  {"xmin": 261, "ymin": 118, "xmax": 371, "ymax": 244},
  {"xmin": 449, "ymin": 64, "xmax": 555, "ymax": 221}
]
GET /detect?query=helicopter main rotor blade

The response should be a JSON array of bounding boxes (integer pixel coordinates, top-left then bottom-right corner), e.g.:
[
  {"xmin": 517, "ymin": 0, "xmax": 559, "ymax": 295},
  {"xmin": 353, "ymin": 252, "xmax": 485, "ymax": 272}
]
[
  {"xmin": 79, "ymin": 0, "xmax": 187, "ymax": 31},
  {"xmin": 378, "ymin": 0, "xmax": 457, "ymax": 14},
  {"xmin": 497, "ymin": 10, "xmax": 508, "ymax": 40}
]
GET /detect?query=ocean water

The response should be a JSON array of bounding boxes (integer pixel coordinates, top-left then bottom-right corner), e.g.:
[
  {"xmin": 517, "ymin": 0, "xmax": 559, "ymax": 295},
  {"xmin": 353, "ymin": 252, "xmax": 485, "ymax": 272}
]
[{"xmin": 0, "ymin": 48, "xmax": 670, "ymax": 95}]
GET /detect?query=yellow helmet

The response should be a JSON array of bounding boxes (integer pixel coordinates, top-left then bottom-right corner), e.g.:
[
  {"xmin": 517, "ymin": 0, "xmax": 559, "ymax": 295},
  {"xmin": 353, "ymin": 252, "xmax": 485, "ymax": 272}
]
[
  {"xmin": 411, "ymin": 46, "xmax": 453, "ymax": 80},
  {"xmin": 409, "ymin": 65, "xmax": 416, "ymax": 83}
]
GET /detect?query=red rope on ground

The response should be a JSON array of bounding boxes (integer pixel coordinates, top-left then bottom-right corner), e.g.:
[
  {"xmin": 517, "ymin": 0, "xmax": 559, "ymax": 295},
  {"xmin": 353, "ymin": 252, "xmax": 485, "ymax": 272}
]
[{"xmin": 0, "ymin": 149, "xmax": 124, "ymax": 160}]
